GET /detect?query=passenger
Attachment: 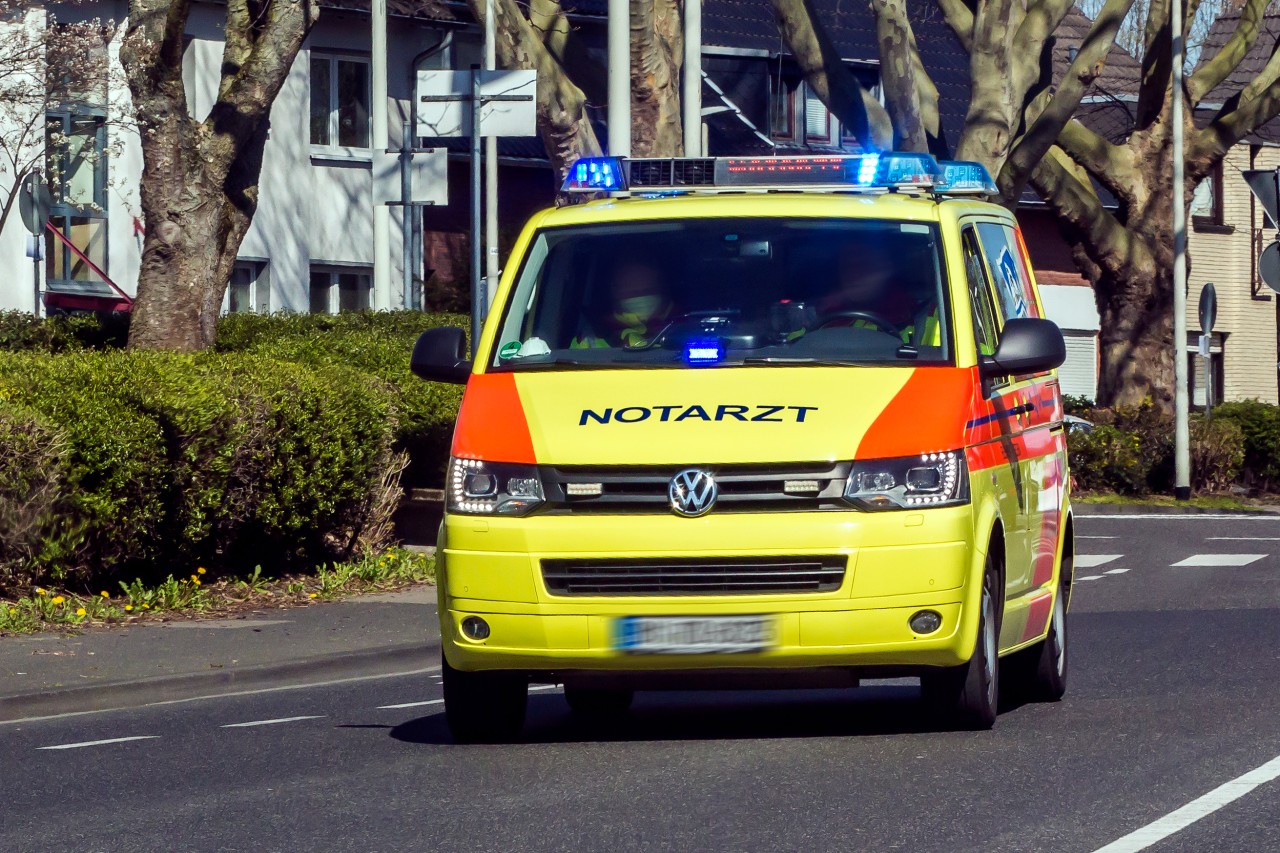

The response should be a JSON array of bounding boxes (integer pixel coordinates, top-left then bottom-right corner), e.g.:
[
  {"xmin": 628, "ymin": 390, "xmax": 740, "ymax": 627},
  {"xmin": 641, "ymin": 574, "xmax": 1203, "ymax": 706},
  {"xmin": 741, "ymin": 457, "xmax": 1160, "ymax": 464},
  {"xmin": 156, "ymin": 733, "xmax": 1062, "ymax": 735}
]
[
  {"xmin": 820, "ymin": 240, "xmax": 940, "ymax": 347},
  {"xmin": 571, "ymin": 257, "xmax": 673, "ymax": 348}
]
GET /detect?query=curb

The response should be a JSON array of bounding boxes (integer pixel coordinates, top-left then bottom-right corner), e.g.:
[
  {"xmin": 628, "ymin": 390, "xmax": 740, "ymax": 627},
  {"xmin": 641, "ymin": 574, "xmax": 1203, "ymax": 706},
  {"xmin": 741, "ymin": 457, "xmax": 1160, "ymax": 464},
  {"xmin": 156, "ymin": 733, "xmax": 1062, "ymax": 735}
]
[
  {"xmin": 1074, "ymin": 503, "xmax": 1280, "ymax": 516},
  {"xmin": 0, "ymin": 638, "xmax": 441, "ymax": 724}
]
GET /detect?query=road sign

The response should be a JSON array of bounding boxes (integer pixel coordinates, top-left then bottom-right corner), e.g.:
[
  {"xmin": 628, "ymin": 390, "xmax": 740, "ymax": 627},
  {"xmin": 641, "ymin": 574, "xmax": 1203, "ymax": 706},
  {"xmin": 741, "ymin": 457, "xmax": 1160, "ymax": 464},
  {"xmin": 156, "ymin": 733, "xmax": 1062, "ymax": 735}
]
[
  {"xmin": 372, "ymin": 147, "xmax": 447, "ymax": 206},
  {"xmin": 1260, "ymin": 241, "xmax": 1280, "ymax": 293},
  {"xmin": 1244, "ymin": 168, "xmax": 1280, "ymax": 227},
  {"xmin": 1198, "ymin": 281, "xmax": 1217, "ymax": 333},
  {"xmin": 18, "ymin": 172, "xmax": 52, "ymax": 236},
  {"xmin": 415, "ymin": 69, "xmax": 537, "ymax": 138}
]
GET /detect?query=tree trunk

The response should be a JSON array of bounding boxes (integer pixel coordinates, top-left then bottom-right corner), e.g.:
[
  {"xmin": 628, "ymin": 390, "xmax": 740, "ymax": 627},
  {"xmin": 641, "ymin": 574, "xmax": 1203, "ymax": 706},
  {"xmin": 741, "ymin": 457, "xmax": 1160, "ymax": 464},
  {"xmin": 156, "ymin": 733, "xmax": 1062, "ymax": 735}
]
[
  {"xmin": 1093, "ymin": 249, "xmax": 1176, "ymax": 408},
  {"xmin": 630, "ymin": 0, "xmax": 683, "ymax": 157}
]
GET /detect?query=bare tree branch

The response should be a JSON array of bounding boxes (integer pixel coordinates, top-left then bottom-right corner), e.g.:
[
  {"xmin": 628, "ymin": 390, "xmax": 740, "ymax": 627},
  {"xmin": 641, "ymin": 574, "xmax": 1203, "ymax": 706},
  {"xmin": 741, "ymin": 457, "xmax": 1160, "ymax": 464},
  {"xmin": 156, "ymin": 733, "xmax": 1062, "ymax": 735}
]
[
  {"xmin": 1187, "ymin": 0, "xmax": 1269, "ymax": 106},
  {"xmin": 1135, "ymin": 0, "xmax": 1172, "ymax": 127},
  {"xmin": 767, "ymin": 0, "xmax": 893, "ymax": 151},
  {"xmin": 869, "ymin": 0, "xmax": 931, "ymax": 151},
  {"xmin": 936, "ymin": 0, "xmax": 975, "ymax": 52},
  {"xmin": 1199, "ymin": 35, "xmax": 1280, "ymax": 156}
]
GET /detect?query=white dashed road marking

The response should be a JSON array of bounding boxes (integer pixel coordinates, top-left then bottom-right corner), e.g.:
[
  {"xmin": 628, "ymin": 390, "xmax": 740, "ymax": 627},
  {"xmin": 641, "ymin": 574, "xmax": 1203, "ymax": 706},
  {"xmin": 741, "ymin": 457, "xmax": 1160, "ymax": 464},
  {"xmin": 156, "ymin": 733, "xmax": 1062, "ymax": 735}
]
[
  {"xmin": 220, "ymin": 715, "xmax": 325, "ymax": 728},
  {"xmin": 1104, "ymin": 568, "xmax": 1129, "ymax": 575},
  {"xmin": 38, "ymin": 736, "xmax": 159, "ymax": 751},
  {"xmin": 1092, "ymin": 752, "xmax": 1280, "ymax": 852},
  {"xmin": 1076, "ymin": 555, "xmax": 1124, "ymax": 568},
  {"xmin": 1077, "ymin": 535, "xmax": 1118, "ymax": 539},
  {"xmin": 377, "ymin": 684, "xmax": 560, "ymax": 710},
  {"xmin": 1171, "ymin": 554, "xmax": 1266, "ymax": 567},
  {"xmin": 1207, "ymin": 537, "xmax": 1280, "ymax": 541},
  {"xmin": 1076, "ymin": 576, "xmax": 1103, "ymax": 582}
]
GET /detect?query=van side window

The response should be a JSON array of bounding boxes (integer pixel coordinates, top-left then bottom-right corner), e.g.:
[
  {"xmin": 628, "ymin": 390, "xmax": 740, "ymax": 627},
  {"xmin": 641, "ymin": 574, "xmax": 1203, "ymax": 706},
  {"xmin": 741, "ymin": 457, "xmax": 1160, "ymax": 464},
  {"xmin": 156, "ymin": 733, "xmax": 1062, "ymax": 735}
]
[
  {"xmin": 975, "ymin": 222, "xmax": 1041, "ymax": 322},
  {"xmin": 962, "ymin": 228, "xmax": 999, "ymax": 358}
]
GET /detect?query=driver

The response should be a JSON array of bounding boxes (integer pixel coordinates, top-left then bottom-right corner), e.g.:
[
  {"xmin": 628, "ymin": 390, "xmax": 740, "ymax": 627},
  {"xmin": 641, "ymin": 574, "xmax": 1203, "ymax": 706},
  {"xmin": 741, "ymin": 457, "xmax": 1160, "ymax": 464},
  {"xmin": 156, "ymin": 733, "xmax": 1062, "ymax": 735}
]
[
  {"xmin": 571, "ymin": 257, "xmax": 673, "ymax": 349},
  {"xmin": 819, "ymin": 240, "xmax": 939, "ymax": 346}
]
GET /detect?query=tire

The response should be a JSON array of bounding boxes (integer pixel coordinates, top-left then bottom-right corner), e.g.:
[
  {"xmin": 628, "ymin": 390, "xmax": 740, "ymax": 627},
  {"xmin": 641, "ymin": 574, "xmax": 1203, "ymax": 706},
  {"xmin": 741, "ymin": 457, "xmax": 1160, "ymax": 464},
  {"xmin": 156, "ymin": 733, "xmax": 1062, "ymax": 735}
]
[
  {"xmin": 564, "ymin": 686, "xmax": 634, "ymax": 718},
  {"xmin": 921, "ymin": 553, "xmax": 1000, "ymax": 730},
  {"xmin": 442, "ymin": 656, "xmax": 528, "ymax": 744},
  {"xmin": 1006, "ymin": 577, "xmax": 1069, "ymax": 703}
]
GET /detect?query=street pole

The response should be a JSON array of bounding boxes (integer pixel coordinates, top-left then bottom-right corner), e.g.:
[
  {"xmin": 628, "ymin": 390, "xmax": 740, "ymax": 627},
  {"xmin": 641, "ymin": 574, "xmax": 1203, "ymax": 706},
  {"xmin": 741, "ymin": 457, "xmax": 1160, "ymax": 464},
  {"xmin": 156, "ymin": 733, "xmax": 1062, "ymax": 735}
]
[
  {"xmin": 682, "ymin": 0, "xmax": 702, "ymax": 157},
  {"xmin": 372, "ymin": 0, "xmax": 392, "ymax": 310},
  {"xmin": 1172, "ymin": 0, "xmax": 1191, "ymax": 500},
  {"xmin": 607, "ymin": 0, "xmax": 630, "ymax": 157},
  {"xmin": 470, "ymin": 65, "xmax": 483, "ymax": 358},
  {"xmin": 484, "ymin": 0, "xmax": 499, "ymax": 311}
]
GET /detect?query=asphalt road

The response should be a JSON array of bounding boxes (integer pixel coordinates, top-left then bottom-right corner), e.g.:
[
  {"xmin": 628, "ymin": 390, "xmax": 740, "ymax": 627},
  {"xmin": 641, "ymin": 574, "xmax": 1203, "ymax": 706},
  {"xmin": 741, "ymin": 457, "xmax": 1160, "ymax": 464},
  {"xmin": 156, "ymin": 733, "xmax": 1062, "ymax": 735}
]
[{"xmin": 3, "ymin": 513, "xmax": 1279, "ymax": 853}]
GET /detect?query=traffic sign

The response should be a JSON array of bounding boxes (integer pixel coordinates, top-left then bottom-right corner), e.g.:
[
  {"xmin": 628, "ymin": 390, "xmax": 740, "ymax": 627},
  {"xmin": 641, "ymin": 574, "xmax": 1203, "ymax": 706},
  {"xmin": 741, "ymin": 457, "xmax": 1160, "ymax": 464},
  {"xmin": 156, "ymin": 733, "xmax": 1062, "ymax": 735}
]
[
  {"xmin": 18, "ymin": 172, "xmax": 51, "ymax": 236},
  {"xmin": 1260, "ymin": 241, "xmax": 1280, "ymax": 293},
  {"xmin": 1198, "ymin": 282, "xmax": 1217, "ymax": 333},
  {"xmin": 1244, "ymin": 168, "xmax": 1280, "ymax": 227},
  {"xmin": 416, "ymin": 70, "xmax": 537, "ymax": 138}
]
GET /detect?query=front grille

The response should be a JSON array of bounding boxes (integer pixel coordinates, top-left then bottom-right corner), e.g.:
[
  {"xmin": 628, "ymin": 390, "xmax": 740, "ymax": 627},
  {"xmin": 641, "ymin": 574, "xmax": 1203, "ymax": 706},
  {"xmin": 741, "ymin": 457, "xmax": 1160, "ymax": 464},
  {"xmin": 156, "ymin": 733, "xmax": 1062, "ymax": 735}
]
[
  {"xmin": 627, "ymin": 158, "xmax": 717, "ymax": 187},
  {"xmin": 541, "ymin": 463, "xmax": 852, "ymax": 514},
  {"xmin": 542, "ymin": 556, "xmax": 846, "ymax": 596}
]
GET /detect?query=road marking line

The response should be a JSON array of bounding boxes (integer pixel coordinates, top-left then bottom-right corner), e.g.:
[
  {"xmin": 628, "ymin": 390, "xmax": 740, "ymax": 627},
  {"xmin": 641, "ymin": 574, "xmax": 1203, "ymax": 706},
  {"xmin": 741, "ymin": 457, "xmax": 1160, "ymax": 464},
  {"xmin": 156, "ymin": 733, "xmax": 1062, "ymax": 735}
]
[
  {"xmin": 38, "ymin": 736, "xmax": 158, "ymax": 751},
  {"xmin": 1077, "ymin": 535, "xmax": 1118, "ymax": 540},
  {"xmin": 377, "ymin": 684, "xmax": 560, "ymax": 711},
  {"xmin": 1075, "ymin": 575, "xmax": 1103, "ymax": 582},
  {"xmin": 1207, "ymin": 537, "xmax": 1280, "ymax": 541},
  {"xmin": 220, "ymin": 715, "xmax": 325, "ymax": 728},
  {"xmin": 1091, "ymin": 753, "xmax": 1280, "ymax": 852},
  {"xmin": 1171, "ymin": 554, "xmax": 1266, "ymax": 567},
  {"xmin": 1076, "ymin": 555, "xmax": 1123, "ymax": 568},
  {"xmin": 1104, "ymin": 568, "xmax": 1129, "ymax": 575}
]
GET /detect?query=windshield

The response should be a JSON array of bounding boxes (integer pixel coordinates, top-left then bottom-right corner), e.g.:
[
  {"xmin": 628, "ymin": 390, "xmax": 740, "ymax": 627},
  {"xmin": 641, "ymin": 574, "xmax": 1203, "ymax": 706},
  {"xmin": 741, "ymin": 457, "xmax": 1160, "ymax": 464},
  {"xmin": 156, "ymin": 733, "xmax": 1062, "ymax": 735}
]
[{"xmin": 490, "ymin": 217, "xmax": 951, "ymax": 370}]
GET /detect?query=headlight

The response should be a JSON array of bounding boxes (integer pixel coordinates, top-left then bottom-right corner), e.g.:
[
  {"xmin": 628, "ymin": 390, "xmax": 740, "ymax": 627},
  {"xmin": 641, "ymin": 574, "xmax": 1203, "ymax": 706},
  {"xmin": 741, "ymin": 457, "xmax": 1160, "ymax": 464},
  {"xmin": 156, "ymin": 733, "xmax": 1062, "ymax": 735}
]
[
  {"xmin": 447, "ymin": 458, "xmax": 544, "ymax": 516},
  {"xmin": 844, "ymin": 451, "xmax": 969, "ymax": 510}
]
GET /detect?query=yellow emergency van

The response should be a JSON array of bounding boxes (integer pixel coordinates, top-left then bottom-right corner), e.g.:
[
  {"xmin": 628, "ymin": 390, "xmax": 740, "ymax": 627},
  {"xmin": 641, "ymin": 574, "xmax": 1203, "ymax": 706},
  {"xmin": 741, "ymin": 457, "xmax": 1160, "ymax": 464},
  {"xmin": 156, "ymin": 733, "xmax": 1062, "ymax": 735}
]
[{"xmin": 411, "ymin": 153, "xmax": 1073, "ymax": 742}]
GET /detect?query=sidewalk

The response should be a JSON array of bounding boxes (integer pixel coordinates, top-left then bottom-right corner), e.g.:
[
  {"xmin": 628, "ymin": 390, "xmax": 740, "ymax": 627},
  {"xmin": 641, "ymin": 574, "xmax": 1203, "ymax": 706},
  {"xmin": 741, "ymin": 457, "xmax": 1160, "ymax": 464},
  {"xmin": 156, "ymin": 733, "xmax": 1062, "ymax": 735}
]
[{"xmin": 0, "ymin": 586, "xmax": 439, "ymax": 723}]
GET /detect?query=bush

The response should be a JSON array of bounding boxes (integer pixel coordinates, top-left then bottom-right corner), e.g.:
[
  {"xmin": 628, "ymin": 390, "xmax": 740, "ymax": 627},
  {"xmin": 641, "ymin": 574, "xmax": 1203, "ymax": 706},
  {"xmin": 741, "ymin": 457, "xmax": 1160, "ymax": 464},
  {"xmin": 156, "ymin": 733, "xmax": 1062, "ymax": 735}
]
[
  {"xmin": 1069, "ymin": 399, "xmax": 1174, "ymax": 493},
  {"xmin": 1189, "ymin": 416, "xmax": 1244, "ymax": 493},
  {"xmin": 0, "ymin": 405, "xmax": 74, "ymax": 592},
  {"xmin": 1068, "ymin": 424, "xmax": 1151, "ymax": 495},
  {"xmin": 0, "ymin": 310, "xmax": 128, "ymax": 352},
  {"xmin": 0, "ymin": 351, "xmax": 402, "ymax": 595},
  {"xmin": 1213, "ymin": 400, "xmax": 1280, "ymax": 489}
]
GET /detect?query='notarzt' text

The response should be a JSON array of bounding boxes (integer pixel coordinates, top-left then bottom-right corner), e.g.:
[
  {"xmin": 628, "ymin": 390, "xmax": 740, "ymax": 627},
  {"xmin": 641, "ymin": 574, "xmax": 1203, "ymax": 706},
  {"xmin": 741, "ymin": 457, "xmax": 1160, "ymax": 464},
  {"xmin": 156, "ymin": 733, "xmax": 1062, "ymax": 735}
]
[{"xmin": 579, "ymin": 405, "xmax": 818, "ymax": 425}]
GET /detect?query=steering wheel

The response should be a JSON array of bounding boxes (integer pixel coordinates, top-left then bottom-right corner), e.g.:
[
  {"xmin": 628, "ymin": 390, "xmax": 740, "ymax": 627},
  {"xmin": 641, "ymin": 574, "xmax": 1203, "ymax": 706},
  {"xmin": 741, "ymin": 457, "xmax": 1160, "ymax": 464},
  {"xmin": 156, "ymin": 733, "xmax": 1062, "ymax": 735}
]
[{"xmin": 813, "ymin": 310, "xmax": 904, "ymax": 337}]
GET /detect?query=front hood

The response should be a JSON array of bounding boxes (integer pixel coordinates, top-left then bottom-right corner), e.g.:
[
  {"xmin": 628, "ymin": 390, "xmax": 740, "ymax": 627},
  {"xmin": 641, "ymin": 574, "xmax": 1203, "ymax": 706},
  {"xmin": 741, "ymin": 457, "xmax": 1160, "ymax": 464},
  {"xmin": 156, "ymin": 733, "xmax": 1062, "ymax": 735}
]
[{"xmin": 451, "ymin": 367, "xmax": 979, "ymax": 466}]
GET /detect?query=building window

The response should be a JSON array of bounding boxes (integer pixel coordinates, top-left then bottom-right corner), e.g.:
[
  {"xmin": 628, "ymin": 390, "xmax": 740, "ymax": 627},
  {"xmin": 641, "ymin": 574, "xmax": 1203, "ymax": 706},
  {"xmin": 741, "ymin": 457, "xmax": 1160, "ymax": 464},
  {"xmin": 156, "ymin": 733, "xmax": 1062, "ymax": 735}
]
[
  {"xmin": 1188, "ymin": 332, "xmax": 1225, "ymax": 407},
  {"xmin": 227, "ymin": 261, "xmax": 268, "ymax": 314},
  {"xmin": 803, "ymin": 86, "xmax": 833, "ymax": 145},
  {"xmin": 45, "ymin": 111, "xmax": 109, "ymax": 288},
  {"xmin": 309, "ymin": 54, "xmax": 371, "ymax": 150},
  {"xmin": 769, "ymin": 75, "xmax": 798, "ymax": 141},
  {"xmin": 310, "ymin": 266, "xmax": 371, "ymax": 314},
  {"xmin": 1191, "ymin": 166, "xmax": 1224, "ymax": 228}
]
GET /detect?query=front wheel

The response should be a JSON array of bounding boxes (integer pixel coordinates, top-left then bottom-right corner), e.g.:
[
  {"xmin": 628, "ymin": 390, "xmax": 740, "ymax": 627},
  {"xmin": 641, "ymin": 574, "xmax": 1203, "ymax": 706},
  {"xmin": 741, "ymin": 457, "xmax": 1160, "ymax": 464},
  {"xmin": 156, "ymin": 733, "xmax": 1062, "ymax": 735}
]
[
  {"xmin": 442, "ymin": 656, "xmax": 528, "ymax": 744},
  {"xmin": 1006, "ymin": 580, "xmax": 1069, "ymax": 703},
  {"xmin": 921, "ymin": 554, "xmax": 1000, "ymax": 730}
]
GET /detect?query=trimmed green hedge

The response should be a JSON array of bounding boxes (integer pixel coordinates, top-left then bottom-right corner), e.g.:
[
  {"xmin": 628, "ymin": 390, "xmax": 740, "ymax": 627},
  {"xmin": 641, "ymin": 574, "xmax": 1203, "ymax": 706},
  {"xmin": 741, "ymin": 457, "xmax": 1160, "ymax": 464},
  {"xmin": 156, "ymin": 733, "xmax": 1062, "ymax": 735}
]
[{"xmin": 0, "ymin": 351, "xmax": 401, "ymax": 595}]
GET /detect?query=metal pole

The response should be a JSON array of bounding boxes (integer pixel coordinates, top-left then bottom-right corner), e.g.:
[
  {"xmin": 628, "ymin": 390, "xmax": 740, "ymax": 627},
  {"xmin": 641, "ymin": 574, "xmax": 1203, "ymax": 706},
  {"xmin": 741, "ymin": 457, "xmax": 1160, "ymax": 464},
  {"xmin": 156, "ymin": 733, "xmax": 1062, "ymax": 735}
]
[
  {"xmin": 32, "ymin": 251, "xmax": 40, "ymax": 318},
  {"xmin": 682, "ymin": 0, "xmax": 702, "ymax": 157},
  {"xmin": 401, "ymin": 139, "xmax": 413, "ymax": 311},
  {"xmin": 607, "ymin": 0, "xmax": 630, "ymax": 157},
  {"xmin": 484, "ymin": 0, "xmax": 499, "ymax": 310},
  {"xmin": 1172, "ymin": 0, "xmax": 1191, "ymax": 499},
  {"xmin": 372, "ymin": 0, "xmax": 392, "ymax": 310},
  {"xmin": 470, "ymin": 65, "xmax": 483, "ymax": 358},
  {"xmin": 1205, "ymin": 345, "xmax": 1212, "ymax": 421}
]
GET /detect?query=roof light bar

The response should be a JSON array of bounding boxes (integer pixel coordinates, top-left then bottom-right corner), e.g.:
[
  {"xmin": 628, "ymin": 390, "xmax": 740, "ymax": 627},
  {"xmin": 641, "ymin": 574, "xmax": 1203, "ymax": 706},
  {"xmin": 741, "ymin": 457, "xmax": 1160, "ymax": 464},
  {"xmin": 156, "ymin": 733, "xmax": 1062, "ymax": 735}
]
[
  {"xmin": 936, "ymin": 160, "xmax": 999, "ymax": 195},
  {"xmin": 561, "ymin": 152, "xmax": 951, "ymax": 194}
]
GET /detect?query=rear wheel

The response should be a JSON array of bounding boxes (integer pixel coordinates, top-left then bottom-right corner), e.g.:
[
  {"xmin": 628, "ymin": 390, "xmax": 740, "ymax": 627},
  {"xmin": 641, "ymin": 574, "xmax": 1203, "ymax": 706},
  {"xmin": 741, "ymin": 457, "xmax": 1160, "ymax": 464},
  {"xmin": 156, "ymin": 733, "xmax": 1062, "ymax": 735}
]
[
  {"xmin": 564, "ymin": 686, "xmax": 635, "ymax": 718},
  {"xmin": 921, "ymin": 552, "xmax": 1000, "ymax": 730},
  {"xmin": 442, "ymin": 656, "xmax": 528, "ymax": 744}
]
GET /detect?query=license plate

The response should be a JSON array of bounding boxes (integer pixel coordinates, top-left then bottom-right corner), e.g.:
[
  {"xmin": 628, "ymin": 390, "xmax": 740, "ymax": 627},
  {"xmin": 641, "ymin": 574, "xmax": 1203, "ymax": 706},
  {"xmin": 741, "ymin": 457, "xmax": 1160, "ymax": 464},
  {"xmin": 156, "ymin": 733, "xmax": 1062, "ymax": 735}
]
[{"xmin": 613, "ymin": 615, "xmax": 777, "ymax": 654}]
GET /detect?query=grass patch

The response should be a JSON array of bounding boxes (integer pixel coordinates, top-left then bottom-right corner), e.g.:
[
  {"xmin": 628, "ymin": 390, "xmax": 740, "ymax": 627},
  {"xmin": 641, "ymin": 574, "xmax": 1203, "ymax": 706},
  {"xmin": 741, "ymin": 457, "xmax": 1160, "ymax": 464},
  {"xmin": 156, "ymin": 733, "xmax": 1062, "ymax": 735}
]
[
  {"xmin": 0, "ymin": 547, "xmax": 435, "ymax": 636},
  {"xmin": 1074, "ymin": 493, "xmax": 1280, "ymax": 511}
]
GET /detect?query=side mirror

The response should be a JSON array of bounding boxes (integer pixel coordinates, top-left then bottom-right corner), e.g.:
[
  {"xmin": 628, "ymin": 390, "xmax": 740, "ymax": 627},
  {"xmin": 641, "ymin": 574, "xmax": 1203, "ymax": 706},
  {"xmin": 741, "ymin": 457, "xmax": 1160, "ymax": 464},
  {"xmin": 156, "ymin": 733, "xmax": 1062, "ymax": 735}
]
[
  {"xmin": 411, "ymin": 327, "xmax": 472, "ymax": 384},
  {"xmin": 980, "ymin": 318, "xmax": 1066, "ymax": 379}
]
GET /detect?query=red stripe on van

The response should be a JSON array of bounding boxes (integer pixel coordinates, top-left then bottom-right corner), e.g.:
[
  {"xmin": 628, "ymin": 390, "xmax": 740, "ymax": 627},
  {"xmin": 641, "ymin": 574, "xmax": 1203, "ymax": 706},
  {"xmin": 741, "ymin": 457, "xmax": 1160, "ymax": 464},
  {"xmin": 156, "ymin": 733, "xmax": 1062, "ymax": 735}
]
[
  {"xmin": 856, "ymin": 367, "xmax": 976, "ymax": 460},
  {"xmin": 450, "ymin": 373, "xmax": 537, "ymax": 463},
  {"xmin": 1022, "ymin": 591, "xmax": 1054, "ymax": 643}
]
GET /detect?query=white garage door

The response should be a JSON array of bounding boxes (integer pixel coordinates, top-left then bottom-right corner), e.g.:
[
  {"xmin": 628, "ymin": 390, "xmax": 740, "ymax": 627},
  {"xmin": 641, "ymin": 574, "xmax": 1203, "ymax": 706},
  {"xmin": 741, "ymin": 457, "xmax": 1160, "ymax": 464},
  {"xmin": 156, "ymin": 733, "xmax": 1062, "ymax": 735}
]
[{"xmin": 1058, "ymin": 331, "xmax": 1097, "ymax": 400}]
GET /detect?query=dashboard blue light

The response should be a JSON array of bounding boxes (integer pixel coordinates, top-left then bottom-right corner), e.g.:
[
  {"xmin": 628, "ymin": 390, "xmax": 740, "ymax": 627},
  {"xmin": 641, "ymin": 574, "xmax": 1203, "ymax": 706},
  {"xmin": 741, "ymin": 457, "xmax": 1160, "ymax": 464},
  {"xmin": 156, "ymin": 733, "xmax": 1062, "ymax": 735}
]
[
  {"xmin": 936, "ymin": 160, "xmax": 999, "ymax": 194},
  {"xmin": 684, "ymin": 338, "xmax": 725, "ymax": 365},
  {"xmin": 562, "ymin": 157, "xmax": 627, "ymax": 192}
]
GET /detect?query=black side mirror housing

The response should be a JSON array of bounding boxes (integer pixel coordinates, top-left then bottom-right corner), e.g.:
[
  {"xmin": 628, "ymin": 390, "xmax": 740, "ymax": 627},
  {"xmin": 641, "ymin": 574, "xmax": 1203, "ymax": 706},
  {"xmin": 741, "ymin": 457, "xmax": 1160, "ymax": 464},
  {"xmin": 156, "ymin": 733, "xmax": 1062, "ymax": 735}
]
[
  {"xmin": 411, "ymin": 327, "xmax": 472, "ymax": 384},
  {"xmin": 980, "ymin": 318, "xmax": 1066, "ymax": 379}
]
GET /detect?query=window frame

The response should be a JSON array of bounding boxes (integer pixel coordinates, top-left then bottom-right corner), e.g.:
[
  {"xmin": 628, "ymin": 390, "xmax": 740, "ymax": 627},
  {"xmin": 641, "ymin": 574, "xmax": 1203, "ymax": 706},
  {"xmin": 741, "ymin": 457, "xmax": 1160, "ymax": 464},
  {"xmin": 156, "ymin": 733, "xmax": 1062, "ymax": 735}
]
[
  {"xmin": 802, "ymin": 84, "xmax": 834, "ymax": 145},
  {"xmin": 1191, "ymin": 164, "xmax": 1229, "ymax": 232},
  {"xmin": 45, "ymin": 108, "xmax": 110, "ymax": 290},
  {"xmin": 309, "ymin": 265, "xmax": 372, "ymax": 314},
  {"xmin": 308, "ymin": 51, "xmax": 372, "ymax": 158}
]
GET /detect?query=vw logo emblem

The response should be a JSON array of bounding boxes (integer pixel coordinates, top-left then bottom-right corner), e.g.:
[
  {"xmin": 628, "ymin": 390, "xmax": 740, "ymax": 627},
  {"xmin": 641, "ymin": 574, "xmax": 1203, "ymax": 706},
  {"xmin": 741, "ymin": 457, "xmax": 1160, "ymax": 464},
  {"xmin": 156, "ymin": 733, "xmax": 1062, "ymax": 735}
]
[{"xmin": 669, "ymin": 469, "xmax": 718, "ymax": 518}]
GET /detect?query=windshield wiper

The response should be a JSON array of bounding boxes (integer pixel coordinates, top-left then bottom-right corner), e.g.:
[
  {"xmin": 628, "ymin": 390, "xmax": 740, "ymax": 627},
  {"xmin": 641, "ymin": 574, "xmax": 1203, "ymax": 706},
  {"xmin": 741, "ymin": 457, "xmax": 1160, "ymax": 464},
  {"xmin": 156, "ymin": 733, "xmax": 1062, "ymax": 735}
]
[{"xmin": 739, "ymin": 356, "xmax": 865, "ymax": 367}]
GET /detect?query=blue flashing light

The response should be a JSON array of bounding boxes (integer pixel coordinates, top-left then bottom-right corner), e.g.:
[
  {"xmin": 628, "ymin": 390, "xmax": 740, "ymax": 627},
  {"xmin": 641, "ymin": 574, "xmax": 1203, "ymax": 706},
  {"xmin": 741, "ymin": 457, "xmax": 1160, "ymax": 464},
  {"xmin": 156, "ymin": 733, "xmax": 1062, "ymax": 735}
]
[
  {"xmin": 936, "ymin": 160, "xmax": 999, "ymax": 195},
  {"xmin": 874, "ymin": 153, "xmax": 946, "ymax": 188},
  {"xmin": 562, "ymin": 157, "xmax": 627, "ymax": 193},
  {"xmin": 684, "ymin": 338, "xmax": 725, "ymax": 366},
  {"xmin": 855, "ymin": 154, "xmax": 881, "ymax": 185}
]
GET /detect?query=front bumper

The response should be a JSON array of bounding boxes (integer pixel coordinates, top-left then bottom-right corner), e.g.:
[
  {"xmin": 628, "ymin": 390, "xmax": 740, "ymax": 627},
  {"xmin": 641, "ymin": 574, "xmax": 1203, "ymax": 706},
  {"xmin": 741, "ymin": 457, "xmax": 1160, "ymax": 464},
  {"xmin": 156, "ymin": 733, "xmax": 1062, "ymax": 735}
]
[{"xmin": 438, "ymin": 506, "xmax": 984, "ymax": 674}]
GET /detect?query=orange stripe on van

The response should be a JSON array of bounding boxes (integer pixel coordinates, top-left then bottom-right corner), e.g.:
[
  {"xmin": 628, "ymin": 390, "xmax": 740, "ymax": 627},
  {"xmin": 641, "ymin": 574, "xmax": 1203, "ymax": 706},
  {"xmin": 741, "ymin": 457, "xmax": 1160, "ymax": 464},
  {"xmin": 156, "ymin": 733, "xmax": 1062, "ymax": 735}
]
[
  {"xmin": 1021, "ymin": 591, "xmax": 1054, "ymax": 643},
  {"xmin": 451, "ymin": 373, "xmax": 537, "ymax": 463},
  {"xmin": 855, "ymin": 367, "xmax": 976, "ymax": 459}
]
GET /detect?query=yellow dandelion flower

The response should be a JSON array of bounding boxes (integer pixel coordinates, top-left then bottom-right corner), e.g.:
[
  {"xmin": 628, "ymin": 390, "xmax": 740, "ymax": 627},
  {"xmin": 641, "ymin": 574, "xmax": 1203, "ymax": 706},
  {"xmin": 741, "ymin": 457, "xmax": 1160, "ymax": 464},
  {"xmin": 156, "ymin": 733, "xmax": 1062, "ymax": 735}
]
[
  {"xmin": 193, "ymin": 578, "xmax": 201, "ymax": 586},
  {"xmin": 76, "ymin": 607, "xmax": 86, "ymax": 616},
  {"xmin": 35, "ymin": 588, "xmax": 46, "ymax": 596},
  {"xmin": 141, "ymin": 604, "xmax": 150, "ymax": 610},
  {"xmin": 197, "ymin": 567, "xmax": 206, "ymax": 575},
  {"xmin": 51, "ymin": 596, "xmax": 65, "ymax": 605},
  {"xmin": 124, "ymin": 605, "xmax": 134, "ymax": 612},
  {"xmin": 308, "ymin": 593, "xmax": 318, "ymax": 599},
  {"xmin": 100, "ymin": 591, "xmax": 109, "ymax": 598}
]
